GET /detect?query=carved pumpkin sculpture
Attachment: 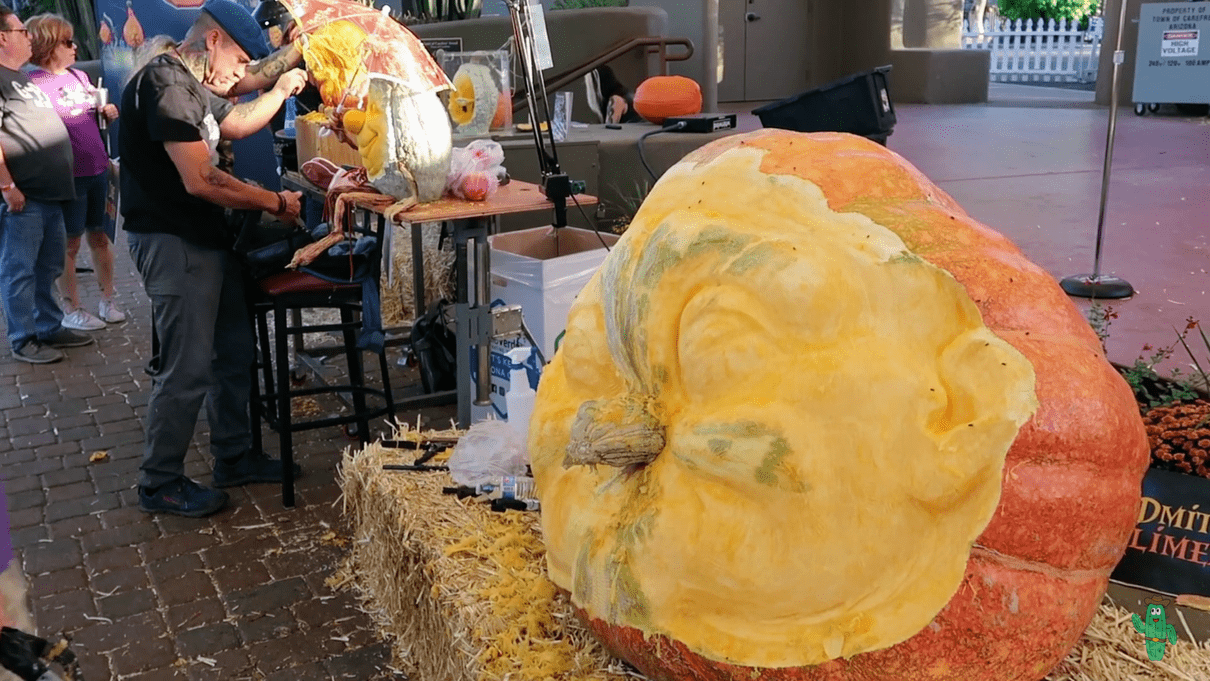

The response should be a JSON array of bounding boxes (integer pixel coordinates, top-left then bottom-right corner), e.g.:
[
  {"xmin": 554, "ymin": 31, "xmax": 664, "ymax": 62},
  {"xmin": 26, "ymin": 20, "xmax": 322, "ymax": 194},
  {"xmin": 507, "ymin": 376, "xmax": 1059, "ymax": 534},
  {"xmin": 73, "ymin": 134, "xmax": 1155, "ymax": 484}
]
[
  {"xmin": 528, "ymin": 129, "xmax": 1150, "ymax": 681},
  {"xmin": 633, "ymin": 74, "xmax": 702, "ymax": 124},
  {"xmin": 284, "ymin": 0, "xmax": 452, "ymax": 203},
  {"xmin": 447, "ymin": 63, "xmax": 500, "ymax": 135}
]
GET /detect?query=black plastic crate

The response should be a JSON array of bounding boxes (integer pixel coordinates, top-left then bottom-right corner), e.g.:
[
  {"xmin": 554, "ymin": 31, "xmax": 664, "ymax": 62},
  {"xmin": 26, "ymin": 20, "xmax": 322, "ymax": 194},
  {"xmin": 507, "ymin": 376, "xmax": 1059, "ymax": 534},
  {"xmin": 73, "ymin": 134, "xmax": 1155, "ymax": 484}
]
[{"xmin": 753, "ymin": 65, "xmax": 896, "ymax": 143}]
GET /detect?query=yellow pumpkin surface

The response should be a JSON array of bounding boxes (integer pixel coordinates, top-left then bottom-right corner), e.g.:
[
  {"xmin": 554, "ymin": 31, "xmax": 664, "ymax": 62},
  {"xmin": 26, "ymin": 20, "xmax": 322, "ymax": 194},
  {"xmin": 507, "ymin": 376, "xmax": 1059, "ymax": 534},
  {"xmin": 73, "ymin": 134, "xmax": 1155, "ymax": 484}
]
[
  {"xmin": 341, "ymin": 109, "xmax": 365, "ymax": 135},
  {"xmin": 447, "ymin": 69, "xmax": 477, "ymax": 127},
  {"xmin": 530, "ymin": 132, "xmax": 1041, "ymax": 668},
  {"xmin": 355, "ymin": 98, "xmax": 386, "ymax": 178},
  {"xmin": 300, "ymin": 19, "xmax": 369, "ymax": 109}
]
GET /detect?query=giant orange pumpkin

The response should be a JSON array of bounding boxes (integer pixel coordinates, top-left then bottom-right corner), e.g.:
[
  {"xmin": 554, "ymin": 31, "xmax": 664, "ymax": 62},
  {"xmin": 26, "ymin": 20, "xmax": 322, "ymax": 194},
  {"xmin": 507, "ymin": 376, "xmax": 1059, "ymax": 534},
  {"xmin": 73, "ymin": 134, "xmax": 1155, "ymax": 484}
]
[
  {"xmin": 633, "ymin": 75, "xmax": 702, "ymax": 124},
  {"xmin": 527, "ymin": 129, "xmax": 1150, "ymax": 681}
]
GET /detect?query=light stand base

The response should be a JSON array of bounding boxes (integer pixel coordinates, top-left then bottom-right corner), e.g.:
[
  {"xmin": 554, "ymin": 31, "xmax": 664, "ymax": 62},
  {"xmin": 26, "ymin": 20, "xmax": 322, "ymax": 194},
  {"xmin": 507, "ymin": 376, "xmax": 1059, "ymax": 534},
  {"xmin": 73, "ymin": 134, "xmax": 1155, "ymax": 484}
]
[{"xmin": 1059, "ymin": 274, "xmax": 1135, "ymax": 299}]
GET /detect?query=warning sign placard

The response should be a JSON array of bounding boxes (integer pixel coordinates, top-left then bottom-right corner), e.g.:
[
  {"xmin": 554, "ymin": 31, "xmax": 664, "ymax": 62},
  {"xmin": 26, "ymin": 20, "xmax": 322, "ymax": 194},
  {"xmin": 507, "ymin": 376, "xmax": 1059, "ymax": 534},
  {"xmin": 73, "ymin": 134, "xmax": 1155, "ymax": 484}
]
[
  {"xmin": 1162, "ymin": 29, "xmax": 1199, "ymax": 56},
  {"xmin": 1134, "ymin": 2, "xmax": 1210, "ymax": 104}
]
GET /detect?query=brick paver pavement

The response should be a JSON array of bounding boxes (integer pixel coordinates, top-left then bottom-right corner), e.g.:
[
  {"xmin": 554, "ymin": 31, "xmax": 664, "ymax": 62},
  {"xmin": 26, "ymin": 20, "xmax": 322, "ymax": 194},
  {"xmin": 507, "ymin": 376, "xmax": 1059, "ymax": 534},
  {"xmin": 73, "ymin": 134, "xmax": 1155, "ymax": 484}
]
[{"xmin": 2, "ymin": 230, "xmax": 443, "ymax": 680}]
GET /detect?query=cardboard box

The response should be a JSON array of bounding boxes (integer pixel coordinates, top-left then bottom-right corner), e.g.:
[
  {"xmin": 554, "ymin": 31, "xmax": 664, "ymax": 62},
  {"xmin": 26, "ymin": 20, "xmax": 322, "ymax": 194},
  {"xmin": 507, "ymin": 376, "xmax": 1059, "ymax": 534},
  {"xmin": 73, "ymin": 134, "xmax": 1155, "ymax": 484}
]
[
  {"xmin": 468, "ymin": 225, "xmax": 619, "ymax": 422},
  {"xmin": 489, "ymin": 226, "xmax": 620, "ymax": 358},
  {"xmin": 296, "ymin": 116, "xmax": 362, "ymax": 168}
]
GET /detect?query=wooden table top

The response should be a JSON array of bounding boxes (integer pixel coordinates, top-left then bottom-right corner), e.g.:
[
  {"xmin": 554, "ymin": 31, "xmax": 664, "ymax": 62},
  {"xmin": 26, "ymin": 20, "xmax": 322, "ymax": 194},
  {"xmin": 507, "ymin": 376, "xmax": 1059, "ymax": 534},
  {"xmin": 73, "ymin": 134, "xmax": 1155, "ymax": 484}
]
[{"xmin": 281, "ymin": 172, "xmax": 598, "ymax": 224}]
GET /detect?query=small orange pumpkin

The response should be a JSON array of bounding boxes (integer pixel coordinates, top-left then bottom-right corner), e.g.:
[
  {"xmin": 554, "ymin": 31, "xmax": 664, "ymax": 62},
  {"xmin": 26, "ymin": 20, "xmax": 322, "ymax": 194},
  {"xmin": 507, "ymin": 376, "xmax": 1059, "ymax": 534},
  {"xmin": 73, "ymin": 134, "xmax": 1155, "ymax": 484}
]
[{"xmin": 633, "ymin": 75, "xmax": 702, "ymax": 124}]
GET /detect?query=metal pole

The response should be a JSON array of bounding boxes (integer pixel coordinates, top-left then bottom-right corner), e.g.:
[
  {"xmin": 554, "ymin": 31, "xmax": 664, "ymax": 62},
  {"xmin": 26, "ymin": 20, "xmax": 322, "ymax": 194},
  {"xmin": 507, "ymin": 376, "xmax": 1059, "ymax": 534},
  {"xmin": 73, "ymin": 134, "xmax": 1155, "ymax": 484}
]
[
  {"xmin": 474, "ymin": 234, "xmax": 491, "ymax": 406},
  {"xmin": 702, "ymin": 0, "xmax": 719, "ymax": 113},
  {"xmin": 1060, "ymin": 0, "xmax": 1134, "ymax": 299}
]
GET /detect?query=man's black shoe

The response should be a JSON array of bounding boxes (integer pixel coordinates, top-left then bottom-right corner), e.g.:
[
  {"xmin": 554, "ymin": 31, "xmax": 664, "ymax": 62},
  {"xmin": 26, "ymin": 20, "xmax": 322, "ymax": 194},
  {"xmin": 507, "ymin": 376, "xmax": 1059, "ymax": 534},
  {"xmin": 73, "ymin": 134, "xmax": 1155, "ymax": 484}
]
[
  {"xmin": 212, "ymin": 449, "xmax": 303, "ymax": 488},
  {"xmin": 41, "ymin": 328, "xmax": 94, "ymax": 348},
  {"xmin": 139, "ymin": 478, "xmax": 228, "ymax": 517}
]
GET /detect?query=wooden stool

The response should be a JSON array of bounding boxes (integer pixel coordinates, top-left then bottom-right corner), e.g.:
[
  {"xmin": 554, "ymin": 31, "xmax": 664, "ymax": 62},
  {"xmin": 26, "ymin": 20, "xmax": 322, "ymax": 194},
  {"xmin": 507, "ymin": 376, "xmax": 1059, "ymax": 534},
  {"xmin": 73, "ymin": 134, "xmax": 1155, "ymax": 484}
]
[{"xmin": 248, "ymin": 270, "xmax": 395, "ymax": 507}]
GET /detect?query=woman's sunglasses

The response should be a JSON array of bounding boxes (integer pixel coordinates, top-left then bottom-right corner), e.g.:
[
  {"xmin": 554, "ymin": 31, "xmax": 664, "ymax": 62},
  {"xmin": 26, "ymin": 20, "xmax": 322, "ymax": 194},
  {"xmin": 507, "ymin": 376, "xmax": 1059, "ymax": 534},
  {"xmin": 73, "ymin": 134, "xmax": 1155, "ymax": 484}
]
[{"xmin": 61, "ymin": 38, "xmax": 75, "ymax": 47}]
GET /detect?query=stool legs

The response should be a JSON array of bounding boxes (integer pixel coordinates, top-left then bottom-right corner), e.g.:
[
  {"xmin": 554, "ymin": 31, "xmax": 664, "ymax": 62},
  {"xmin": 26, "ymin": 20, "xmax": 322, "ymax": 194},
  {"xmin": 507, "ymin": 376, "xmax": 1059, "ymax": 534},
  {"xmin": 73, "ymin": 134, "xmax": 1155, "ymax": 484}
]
[
  {"xmin": 249, "ymin": 296, "xmax": 395, "ymax": 509},
  {"xmin": 340, "ymin": 306, "xmax": 370, "ymax": 447},
  {"xmin": 274, "ymin": 300, "xmax": 297, "ymax": 508},
  {"xmin": 255, "ymin": 310, "xmax": 275, "ymax": 423}
]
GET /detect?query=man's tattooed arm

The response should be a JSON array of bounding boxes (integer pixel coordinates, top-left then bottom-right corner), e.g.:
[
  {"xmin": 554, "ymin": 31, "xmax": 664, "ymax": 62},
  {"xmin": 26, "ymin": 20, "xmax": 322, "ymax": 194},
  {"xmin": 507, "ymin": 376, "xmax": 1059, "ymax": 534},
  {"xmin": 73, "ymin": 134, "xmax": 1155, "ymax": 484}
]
[
  {"xmin": 202, "ymin": 163, "xmax": 236, "ymax": 189},
  {"xmin": 218, "ymin": 67, "xmax": 306, "ymax": 140},
  {"xmin": 165, "ymin": 140, "xmax": 279, "ymax": 213},
  {"xmin": 229, "ymin": 43, "xmax": 303, "ymax": 96}
]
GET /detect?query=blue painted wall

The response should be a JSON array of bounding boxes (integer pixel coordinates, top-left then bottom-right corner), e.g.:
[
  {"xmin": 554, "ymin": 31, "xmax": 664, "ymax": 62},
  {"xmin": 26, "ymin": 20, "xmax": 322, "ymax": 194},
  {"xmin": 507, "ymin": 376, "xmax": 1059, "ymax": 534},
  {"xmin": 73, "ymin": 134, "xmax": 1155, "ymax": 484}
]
[{"xmin": 98, "ymin": 0, "xmax": 280, "ymax": 190}]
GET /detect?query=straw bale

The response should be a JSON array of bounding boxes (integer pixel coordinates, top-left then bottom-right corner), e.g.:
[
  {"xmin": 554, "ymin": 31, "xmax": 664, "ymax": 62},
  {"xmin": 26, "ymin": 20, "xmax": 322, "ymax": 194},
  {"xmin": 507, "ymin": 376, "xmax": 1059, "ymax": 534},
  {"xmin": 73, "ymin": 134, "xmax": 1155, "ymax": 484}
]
[
  {"xmin": 338, "ymin": 434, "xmax": 1210, "ymax": 681},
  {"xmin": 381, "ymin": 222, "xmax": 456, "ymax": 327},
  {"xmin": 1046, "ymin": 601, "xmax": 1210, "ymax": 681},
  {"xmin": 339, "ymin": 438, "xmax": 640, "ymax": 681},
  {"xmin": 297, "ymin": 221, "xmax": 455, "ymax": 336}
]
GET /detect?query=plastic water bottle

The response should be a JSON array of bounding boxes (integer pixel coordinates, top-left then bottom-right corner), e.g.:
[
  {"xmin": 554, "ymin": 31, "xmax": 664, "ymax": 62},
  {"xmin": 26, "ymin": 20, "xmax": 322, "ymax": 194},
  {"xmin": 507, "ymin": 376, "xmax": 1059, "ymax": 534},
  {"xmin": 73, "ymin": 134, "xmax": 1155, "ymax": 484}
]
[
  {"xmin": 476, "ymin": 475, "xmax": 536, "ymax": 500},
  {"xmin": 500, "ymin": 475, "xmax": 535, "ymax": 500},
  {"xmin": 283, "ymin": 96, "xmax": 297, "ymax": 132},
  {"xmin": 505, "ymin": 346, "xmax": 536, "ymax": 441}
]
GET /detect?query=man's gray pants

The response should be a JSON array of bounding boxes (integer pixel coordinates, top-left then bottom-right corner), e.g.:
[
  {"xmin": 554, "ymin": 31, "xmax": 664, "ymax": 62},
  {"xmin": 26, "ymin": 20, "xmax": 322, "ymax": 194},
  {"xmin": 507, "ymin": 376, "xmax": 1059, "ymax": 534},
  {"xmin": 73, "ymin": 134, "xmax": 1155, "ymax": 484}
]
[{"xmin": 128, "ymin": 231, "xmax": 254, "ymax": 490}]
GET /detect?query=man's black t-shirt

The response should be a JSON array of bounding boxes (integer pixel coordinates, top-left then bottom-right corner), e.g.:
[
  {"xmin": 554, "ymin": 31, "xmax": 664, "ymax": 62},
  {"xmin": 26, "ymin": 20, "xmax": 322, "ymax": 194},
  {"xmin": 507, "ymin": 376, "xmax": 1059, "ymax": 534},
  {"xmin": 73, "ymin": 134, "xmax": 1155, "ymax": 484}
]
[
  {"xmin": 0, "ymin": 66, "xmax": 74, "ymax": 202},
  {"xmin": 119, "ymin": 55, "xmax": 234, "ymax": 250}
]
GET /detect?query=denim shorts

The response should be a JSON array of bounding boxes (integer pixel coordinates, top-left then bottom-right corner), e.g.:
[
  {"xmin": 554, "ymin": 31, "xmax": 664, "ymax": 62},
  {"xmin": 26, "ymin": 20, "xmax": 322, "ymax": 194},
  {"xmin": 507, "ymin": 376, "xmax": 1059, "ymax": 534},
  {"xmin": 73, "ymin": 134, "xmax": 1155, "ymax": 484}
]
[{"xmin": 63, "ymin": 171, "xmax": 112, "ymax": 241}]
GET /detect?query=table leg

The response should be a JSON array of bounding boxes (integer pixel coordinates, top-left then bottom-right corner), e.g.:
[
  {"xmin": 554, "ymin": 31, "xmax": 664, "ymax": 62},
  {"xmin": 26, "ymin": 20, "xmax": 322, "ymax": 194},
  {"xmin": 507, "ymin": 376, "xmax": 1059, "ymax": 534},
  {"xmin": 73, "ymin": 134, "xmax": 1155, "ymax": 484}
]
[
  {"xmin": 453, "ymin": 217, "xmax": 494, "ymax": 428},
  {"xmin": 412, "ymin": 222, "xmax": 426, "ymax": 319},
  {"xmin": 474, "ymin": 231, "xmax": 491, "ymax": 408}
]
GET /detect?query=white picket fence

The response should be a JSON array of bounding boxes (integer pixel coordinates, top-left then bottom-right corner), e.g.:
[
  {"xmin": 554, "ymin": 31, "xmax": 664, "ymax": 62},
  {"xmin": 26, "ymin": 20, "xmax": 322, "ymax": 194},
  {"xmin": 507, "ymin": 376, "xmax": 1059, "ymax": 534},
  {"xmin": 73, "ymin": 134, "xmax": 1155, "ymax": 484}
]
[{"xmin": 963, "ymin": 17, "xmax": 1103, "ymax": 84}]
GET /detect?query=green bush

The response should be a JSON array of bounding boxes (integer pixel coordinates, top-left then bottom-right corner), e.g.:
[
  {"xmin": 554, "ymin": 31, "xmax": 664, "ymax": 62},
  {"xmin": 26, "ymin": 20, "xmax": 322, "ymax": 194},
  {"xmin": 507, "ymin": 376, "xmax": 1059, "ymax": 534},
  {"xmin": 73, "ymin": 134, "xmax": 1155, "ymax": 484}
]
[{"xmin": 998, "ymin": 0, "xmax": 1099, "ymax": 21}]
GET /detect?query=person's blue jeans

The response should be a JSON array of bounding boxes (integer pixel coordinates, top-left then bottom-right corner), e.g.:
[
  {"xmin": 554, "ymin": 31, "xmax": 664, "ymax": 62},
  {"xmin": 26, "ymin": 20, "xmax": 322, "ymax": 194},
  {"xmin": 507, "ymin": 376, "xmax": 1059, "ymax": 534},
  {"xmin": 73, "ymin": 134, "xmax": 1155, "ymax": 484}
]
[
  {"xmin": 128, "ymin": 231, "xmax": 254, "ymax": 489},
  {"xmin": 303, "ymin": 193, "xmax": 324, "ymax": 230},
  {"xmin": 0, "ymin": 199, "xmax": 68, "ymax": 351}
]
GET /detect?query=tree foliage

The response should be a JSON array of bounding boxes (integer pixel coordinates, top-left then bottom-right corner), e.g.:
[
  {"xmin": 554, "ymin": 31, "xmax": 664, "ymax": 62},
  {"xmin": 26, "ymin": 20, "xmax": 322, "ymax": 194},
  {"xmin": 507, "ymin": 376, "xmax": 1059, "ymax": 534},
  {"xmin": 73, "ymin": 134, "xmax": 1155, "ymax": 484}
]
[{"xmin": 998, "ymin": 0, "xmax": 1099, "ymax": 21}]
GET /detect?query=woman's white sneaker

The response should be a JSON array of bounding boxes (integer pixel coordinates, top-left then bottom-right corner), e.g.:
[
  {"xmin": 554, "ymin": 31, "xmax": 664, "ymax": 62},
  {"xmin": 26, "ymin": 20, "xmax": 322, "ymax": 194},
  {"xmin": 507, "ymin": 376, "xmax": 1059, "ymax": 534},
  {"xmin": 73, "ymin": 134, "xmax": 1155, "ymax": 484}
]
[
  {"xmin": 99, "ymin": 299, "xmax": 127, "ymax": 323},
  {"xmin": 62, "ymin": 308, "xmax": 107, "ymax": 331}
]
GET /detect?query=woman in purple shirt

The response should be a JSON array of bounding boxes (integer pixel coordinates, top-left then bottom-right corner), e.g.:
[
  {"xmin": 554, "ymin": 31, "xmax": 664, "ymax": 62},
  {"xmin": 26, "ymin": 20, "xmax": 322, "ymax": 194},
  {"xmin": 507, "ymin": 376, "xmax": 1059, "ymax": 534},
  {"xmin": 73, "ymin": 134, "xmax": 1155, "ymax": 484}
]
[{"xmin": 27, "ymin": 14, "xmax": 124, "ymax": 331}]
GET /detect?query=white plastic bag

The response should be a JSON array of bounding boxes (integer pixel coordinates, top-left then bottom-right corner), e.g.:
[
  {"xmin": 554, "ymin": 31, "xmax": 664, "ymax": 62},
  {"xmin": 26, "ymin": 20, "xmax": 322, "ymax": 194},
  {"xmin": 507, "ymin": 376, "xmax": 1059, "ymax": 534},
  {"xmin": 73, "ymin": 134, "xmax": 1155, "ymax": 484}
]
[
  {"xmin": 445, "ymin": 139, "xmax": 506, "ymax": 201},
  {"xmin": 447, "ymin": 419, "xmax": 528, "ymax": 487}
]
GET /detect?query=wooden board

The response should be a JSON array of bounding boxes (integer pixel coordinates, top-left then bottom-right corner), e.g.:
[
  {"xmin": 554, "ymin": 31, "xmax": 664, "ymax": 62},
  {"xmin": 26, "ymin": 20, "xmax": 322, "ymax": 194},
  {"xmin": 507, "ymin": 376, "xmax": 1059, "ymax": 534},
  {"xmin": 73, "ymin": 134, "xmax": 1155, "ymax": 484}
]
[
  {"xmin": 283, "ymin": 169, "xmax": 598, "ymax": 225},
  {"xmin": 382, "ymin": 180, "xmax": 598, "ymax": 224},
  {"xmin": 296, "ymin": 116, "xmax": 362, "ymax": 168}
]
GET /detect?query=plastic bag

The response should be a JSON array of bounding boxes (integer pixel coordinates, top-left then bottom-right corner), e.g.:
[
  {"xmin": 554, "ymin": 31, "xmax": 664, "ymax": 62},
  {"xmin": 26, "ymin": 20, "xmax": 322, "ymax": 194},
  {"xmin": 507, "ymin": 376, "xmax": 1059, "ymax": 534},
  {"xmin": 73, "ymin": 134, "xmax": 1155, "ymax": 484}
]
[
  {"xmin": 447, "ymin": 419, "xmax": 528, "ymax": 488},
  {"xmin": 446, "ymin": 139, "xmax": 506, "ymax": 201}
]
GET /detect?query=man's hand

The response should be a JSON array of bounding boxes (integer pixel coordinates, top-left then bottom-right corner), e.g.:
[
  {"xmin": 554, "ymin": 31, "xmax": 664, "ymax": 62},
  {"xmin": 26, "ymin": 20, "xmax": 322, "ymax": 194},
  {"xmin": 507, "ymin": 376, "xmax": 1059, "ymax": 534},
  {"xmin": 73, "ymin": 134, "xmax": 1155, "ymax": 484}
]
[
  {"xmin": 101, "ymin": 104, "xmax": 119, "ymax": 122},
  {"xmin": 2, "ymin": 185, "xmax": 25, "ymax": 213},
  {"xmin": 221, "ymin": 68, "xmax": 309, "ymax": 140},
  {"xmin": 271, "ymin": 69, "xmax": 308, "ymax": 99},
  {"xmin": 608, "ymin": 95, "xmax": 628, "ymax": 124},
  {"xmin": 276, "ymin": 190, "xmax": 303, "ymax": 224}
]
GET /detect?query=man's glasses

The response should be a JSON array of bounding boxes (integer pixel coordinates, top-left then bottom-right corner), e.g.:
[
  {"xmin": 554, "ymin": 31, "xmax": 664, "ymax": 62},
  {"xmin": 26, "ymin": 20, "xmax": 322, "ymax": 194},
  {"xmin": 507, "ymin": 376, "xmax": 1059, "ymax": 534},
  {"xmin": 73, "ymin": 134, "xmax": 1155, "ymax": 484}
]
[{"xmin": 0, "ymin": 28, "xmax": 29, "ymax": 34}]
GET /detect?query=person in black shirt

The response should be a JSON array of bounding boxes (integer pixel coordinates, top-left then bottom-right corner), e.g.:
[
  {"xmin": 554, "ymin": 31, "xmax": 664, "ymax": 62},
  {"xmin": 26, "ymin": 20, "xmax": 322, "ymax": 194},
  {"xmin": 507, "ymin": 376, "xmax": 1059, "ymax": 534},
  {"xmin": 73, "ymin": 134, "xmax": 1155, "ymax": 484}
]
[
  {"xmin": 0, "ymin": 4, "xmax": 95, "ymax": 364},
  {"xmin": 121, "ymin": 0, "xmax": 307, "ymax": 517}
]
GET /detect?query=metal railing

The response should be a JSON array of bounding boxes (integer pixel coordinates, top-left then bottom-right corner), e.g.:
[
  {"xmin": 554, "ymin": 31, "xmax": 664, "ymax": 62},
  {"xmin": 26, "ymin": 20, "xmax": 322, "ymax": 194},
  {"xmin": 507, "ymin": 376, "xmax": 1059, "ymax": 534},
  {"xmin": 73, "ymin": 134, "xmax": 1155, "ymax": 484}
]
[{"xmin": 511, "ymin": 36, "xmax": 694, "ymax": 113}]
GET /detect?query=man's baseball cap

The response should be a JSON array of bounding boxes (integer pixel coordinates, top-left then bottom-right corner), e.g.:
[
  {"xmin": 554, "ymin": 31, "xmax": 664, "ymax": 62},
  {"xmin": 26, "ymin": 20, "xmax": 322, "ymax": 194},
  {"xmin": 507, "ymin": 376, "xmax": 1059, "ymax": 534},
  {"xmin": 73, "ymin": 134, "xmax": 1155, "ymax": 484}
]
[{"xmin": 202, "ymin": 0, "xmax": 271, "ymax": 60}]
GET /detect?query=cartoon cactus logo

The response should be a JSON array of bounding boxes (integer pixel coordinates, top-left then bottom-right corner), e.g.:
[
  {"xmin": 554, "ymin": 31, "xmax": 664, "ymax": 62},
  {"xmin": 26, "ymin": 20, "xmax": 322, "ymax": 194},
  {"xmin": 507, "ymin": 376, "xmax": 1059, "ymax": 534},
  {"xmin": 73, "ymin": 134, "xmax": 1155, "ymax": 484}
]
[{"xmin": 1132, "ymin": 596, "xmax": 1178, "ymax": 661}]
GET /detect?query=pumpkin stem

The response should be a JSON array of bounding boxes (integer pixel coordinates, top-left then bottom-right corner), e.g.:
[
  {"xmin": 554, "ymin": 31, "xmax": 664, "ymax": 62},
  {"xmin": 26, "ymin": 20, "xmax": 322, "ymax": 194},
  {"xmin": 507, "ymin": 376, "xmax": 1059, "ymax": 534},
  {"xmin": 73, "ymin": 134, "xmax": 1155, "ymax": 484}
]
[{"xmin": 563, "ymin": 396, "xmax": 666, "ymax": 469}]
